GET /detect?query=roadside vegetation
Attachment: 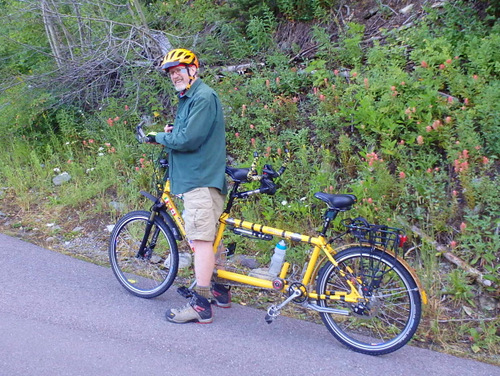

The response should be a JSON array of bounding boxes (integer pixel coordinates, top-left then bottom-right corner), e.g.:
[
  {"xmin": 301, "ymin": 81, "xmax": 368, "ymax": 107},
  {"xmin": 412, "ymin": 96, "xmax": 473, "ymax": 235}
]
[{"xmin": 0, "ymin": 0, "xmax": 498, "ymax": 363}]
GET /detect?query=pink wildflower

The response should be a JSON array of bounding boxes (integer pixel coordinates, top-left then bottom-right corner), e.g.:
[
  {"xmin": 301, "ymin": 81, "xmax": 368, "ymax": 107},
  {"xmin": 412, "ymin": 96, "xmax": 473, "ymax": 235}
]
[
  {"xmin": 445, "ymin": 116, "xmax": 452, "ymax": 124},
  {"xmin": 482, "ymin": 156, "xmax": 489, "ymax": 164},
  {"xmin": 417, "ymin": 135, "xmax": 424, "ymax": 145},
  {"xmin": 107, "ymin": 118, "xmax": 113, "ymax": 126},
  {"xmin": 439, "ymin": 64, "xmax": 445, "ymax": 70},
  {"xmin": 426, "ymin": 126, "xmax": 432, "ymax": 133},
  {"xmin": 460, "ymin": 222, "xmax": 467, "ymax": 233},
  {"xmin": 421, "ymin": 61, "xmax": 428, "ymax": 68},
  {"xmin": 450, "ymin": 240, "xmax": 457, "ymax": 248},
  {"xmin": 399, "ymin": 171, "xmax": 406, "ymax": 179},
  {"xmin": 235, "ymin": 132, "xmax": 240, "ymax": 138}
]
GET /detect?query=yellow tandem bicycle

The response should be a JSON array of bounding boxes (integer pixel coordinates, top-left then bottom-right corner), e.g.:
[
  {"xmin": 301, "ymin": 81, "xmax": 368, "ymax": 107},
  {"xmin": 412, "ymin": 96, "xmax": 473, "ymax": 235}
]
[{"xmin": 108, "ymin": 123, "xmax": 427, "ymax": 355}]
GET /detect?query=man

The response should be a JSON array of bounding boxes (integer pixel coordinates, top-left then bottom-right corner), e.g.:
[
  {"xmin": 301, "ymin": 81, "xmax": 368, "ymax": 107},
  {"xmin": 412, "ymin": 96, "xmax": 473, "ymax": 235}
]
[{"xmin": 146, "ymin": 48, "xmax": 230, "ymax": 324}]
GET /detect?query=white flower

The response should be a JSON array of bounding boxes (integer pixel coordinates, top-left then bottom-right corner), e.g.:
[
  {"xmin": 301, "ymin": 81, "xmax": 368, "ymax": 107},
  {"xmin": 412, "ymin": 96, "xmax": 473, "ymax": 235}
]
[
  {"xmin": 281, "ymin": 200, "xmax": 288, "ymax": 206},
  {"xmin": 53, "ymin": 168, "xmax": 61, "ymax": 173},
  {"xmin": 98, "ymin": 153, "xmax": 104, "ymax": 156}
]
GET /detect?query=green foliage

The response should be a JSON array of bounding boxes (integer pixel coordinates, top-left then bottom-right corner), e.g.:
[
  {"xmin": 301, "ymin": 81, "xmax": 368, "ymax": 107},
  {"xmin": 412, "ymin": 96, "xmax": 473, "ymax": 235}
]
[{"xmin": 443, "ymin": 269, "xmax": 476, "ymax": 306}]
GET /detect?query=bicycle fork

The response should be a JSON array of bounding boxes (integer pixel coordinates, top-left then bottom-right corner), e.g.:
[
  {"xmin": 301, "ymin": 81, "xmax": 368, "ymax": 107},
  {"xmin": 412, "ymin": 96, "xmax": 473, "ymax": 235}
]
[{"xmin": 137, "ymin": 211, "xmax": 160, "ymax": 259}]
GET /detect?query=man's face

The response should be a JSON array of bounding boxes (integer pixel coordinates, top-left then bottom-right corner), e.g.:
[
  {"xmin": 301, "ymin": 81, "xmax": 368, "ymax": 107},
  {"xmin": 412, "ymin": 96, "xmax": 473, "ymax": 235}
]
[{"xmin": 168, "ymin": 65, "xmax": 195, "ymax": 92}]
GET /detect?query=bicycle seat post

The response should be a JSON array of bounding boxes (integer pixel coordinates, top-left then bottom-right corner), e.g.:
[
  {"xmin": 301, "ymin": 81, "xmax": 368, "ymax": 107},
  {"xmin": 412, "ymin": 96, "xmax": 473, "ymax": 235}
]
[{"xmin": 319, "ymin": 209, "xmax": 339, "ymax": 237}]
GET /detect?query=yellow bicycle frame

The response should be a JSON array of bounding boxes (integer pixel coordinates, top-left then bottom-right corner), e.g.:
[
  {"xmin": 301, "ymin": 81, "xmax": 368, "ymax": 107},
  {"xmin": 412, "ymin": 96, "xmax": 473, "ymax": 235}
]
[
  {"xmin": 160, "ymin": 185, "xmax": 364, "ymax": 304},
  {"xmin": 159, "ymin": 179, "xmax": 427, "ymax": 306}
]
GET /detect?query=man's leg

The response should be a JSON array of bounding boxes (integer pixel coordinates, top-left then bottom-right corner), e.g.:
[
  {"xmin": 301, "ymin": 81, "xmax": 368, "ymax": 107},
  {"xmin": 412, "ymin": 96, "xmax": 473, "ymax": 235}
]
[
  {"xmin": 192, "ymin": 239, "xmax": 215, "ymax": 287},
  {"xmin": 165, "ymin": 188, "xmax": 221, "ymax": 324}
]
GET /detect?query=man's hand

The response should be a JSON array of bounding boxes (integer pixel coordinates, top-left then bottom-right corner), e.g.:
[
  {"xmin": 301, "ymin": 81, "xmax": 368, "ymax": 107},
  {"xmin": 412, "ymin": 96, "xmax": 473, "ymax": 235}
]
[
  {"xmin": 164, "ymin": 124, "xmax": 174, "ymax": 133},
  {"xmin": 145, "ymin": 132, "xmax": 157, "ymax": 143}
]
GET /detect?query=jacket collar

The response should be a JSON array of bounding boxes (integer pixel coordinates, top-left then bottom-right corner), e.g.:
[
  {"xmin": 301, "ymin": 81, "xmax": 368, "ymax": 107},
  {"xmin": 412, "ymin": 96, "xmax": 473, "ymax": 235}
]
[{"xmin": 179, "ymin": 78, "xmax": 202, "ymax": 98}]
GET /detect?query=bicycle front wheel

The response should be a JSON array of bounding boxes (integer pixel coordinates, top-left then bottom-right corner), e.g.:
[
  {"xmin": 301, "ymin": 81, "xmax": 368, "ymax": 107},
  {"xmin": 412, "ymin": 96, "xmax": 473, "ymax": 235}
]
[
  {"xmin": 109, "ymin": 210, "xmax": 179, "ymax": 298},
  {"xmin": 316, "ymin": 246, "xmax": 421, "ymax": 355}
]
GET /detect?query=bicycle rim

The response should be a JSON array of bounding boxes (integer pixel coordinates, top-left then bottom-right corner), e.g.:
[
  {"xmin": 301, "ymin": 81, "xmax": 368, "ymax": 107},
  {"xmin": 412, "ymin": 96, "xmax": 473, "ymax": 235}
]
[
  {"xmin": 109, "ymin": 210, "xmax": 179, "ymax": 298},
  {"xmin": 317, "ymin": 246, "xmax": 421, "ymax": 355}
]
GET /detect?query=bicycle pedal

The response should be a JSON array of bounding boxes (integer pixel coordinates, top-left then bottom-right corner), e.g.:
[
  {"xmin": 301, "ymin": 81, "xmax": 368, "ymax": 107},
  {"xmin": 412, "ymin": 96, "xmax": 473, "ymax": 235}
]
[
  {"xmin": 265, "ymin": 305, "xmax": 280, "ymax": 324},
  {"xmin": 177, "ymin": 286, "xmax": 193, "ymax": 299},
  {"xmin": 265, "ymin": 314, "xmax": 275, "ymax": 324}
]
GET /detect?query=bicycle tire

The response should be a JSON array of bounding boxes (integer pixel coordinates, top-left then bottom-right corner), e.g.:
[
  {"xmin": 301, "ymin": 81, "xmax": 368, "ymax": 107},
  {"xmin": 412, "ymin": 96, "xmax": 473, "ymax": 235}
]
[
  {"xmin": 109, "ymin": 210, "xmax": 179, "ymax": 298},
  {"xmin": 316, "ymin": 246, "xmax": 421, "ymax": 355}
]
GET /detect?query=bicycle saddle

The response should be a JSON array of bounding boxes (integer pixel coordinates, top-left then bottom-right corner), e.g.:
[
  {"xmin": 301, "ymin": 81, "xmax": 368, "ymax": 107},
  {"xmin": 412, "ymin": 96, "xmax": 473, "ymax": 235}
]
[
  {"xmin": 225, "ymin": 166, "xmax": 251, "ymax": 182},
  {"xmin": 313, "ymin": 192, "xmax": 357, "ymax": 210}
]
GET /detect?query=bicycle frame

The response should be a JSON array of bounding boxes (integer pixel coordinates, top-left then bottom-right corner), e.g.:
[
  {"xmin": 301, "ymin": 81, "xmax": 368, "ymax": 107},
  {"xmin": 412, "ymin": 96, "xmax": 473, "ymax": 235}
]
[{"xmin": 158, "ymin": 179, "xmax": 365, "ymax": 305}]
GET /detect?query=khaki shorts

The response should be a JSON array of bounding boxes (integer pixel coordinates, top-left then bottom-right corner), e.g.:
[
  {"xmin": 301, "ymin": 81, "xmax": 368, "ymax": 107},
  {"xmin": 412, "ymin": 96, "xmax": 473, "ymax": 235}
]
[{"xmin": 182, "ymin": 187, "xmax": 225, "ymax": 241}]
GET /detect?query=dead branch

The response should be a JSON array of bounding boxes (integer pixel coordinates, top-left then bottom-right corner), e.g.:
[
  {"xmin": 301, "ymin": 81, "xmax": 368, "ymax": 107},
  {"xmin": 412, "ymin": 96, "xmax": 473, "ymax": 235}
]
[{"xmin": 397, "ymin": 217, "xmax": 494, "ymax": 288}]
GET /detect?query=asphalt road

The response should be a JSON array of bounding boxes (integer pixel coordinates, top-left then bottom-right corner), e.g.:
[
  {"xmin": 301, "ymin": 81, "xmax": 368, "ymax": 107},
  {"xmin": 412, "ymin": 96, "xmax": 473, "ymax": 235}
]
[{"xmin": 0, "ymin": 233, "xmax": 498, "ymax": 376}]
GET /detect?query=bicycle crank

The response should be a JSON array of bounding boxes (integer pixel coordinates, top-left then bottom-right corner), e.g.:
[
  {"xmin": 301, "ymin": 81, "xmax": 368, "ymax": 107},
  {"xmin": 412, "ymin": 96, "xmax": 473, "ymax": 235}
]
[{"xmin": 264, "ymin": 288, "xmax": 302, "ymax": 324}]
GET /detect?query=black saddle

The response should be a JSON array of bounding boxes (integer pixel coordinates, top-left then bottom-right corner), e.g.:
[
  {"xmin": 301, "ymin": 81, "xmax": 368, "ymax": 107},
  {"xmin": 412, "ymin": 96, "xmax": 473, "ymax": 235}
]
[
  {"xmin": 225, "ymin": 166, "xmax": 251, "ymax": 183},
  {"xmin": 314, "ymin": 192, "xmax": 357, "ymax": 210}
]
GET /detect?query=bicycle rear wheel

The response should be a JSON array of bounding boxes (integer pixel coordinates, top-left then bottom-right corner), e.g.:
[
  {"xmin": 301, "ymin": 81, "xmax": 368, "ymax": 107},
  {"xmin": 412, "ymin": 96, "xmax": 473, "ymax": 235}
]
[
  {"xmin": 316, "ymin": 246, "xmax": 421, "ymax": 355},
  {"xmin": 109, "ymin": 210, "xmax": 179, "ymax": 298}
]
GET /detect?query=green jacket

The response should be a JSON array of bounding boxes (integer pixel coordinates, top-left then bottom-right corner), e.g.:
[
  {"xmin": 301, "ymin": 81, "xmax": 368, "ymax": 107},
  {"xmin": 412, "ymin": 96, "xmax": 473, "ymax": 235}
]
[{"xmin": 155, "ymin": 79, "xmax": 227, "ymax": 195}]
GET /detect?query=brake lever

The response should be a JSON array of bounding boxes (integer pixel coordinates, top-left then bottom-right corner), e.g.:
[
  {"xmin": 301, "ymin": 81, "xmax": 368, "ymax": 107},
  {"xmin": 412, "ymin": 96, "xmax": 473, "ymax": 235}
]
[{"xmin": 135, "ymin": 121, "xmax": 147, "ymax": 143}]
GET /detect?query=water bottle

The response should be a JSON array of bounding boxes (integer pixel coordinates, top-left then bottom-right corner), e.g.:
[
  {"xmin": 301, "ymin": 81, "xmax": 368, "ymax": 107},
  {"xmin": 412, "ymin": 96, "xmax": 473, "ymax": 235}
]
[{"xmin": 269, "ymin": 240, "xmax": 287, "ymax": 276}]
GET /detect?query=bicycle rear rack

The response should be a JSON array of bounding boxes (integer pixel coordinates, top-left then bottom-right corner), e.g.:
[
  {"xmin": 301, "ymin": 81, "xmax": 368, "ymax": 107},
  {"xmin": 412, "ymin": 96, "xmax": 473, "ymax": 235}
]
[{"xmin": 341, "ymin": 217, "xmax": 407, "ymax": 258}]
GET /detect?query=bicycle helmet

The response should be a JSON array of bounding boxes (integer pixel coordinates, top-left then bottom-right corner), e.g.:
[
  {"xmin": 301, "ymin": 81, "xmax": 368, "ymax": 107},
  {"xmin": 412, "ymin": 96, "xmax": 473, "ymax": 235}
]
[{"xmin": 161, "ymin": 48, "xmax": 199, "ymax": 70}]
